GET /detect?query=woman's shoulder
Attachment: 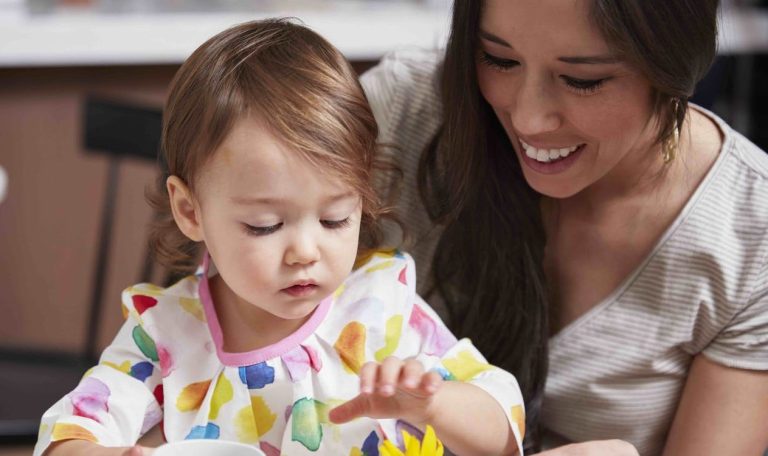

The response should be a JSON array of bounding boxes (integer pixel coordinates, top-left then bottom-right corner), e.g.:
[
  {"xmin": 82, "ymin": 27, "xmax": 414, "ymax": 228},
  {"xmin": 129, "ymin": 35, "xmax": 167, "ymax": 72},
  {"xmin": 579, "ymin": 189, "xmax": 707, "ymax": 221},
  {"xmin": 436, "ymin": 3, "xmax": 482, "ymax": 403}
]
[
  {"xmin": 361, "ymin": 47, "xmax": 443, "ymax": 90},
  {"xmin": 700, "ymin": 106, "xmax": 768, "ymax": 179},
  {"xmin": 725, "ymin": 127, "xmax": 768, "ymax": 180},
  {"xmin": 361, "ymin": 48, "xmax": 444, "ymax": 140}
]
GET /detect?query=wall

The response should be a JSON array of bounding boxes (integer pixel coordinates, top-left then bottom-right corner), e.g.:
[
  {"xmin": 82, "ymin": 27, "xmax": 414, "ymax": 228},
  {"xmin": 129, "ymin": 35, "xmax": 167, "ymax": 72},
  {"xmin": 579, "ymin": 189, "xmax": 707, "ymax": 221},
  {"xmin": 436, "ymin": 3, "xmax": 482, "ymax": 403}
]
[{"xmin": 0, "ymin": 66, "xmax": 176, "ymax": 355}]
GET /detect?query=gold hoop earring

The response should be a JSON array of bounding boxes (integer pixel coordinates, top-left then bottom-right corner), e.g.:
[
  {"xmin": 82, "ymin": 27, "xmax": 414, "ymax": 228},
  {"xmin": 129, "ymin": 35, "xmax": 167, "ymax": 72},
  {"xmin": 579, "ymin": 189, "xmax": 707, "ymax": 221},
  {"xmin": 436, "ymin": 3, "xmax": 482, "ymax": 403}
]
[
  {"xmin": 662, "ymin": 125, "xmax": 679, "ymax": 164},
  {"xmin": 662, "ymin": 100, "xmax": 681, "ymax": 164}
]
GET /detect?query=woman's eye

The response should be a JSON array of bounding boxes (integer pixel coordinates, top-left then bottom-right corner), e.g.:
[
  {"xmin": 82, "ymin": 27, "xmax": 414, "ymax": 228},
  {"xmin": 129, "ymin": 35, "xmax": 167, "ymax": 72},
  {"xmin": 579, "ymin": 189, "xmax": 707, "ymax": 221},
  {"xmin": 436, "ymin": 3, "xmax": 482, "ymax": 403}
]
[
  {"xmin": 243, "ymin": 223, "xmax": 282, "ymax": 236},
  {"xmin": 321, "ymin": 217, "xmax": 351, "ymax": 229},
  {"xmin": 562, "ymin": 76, "xmax": 607, "ymax": 94},
  {"xmin": 479, "ymin": 51, "xmax": 519, "ymax": 71}
]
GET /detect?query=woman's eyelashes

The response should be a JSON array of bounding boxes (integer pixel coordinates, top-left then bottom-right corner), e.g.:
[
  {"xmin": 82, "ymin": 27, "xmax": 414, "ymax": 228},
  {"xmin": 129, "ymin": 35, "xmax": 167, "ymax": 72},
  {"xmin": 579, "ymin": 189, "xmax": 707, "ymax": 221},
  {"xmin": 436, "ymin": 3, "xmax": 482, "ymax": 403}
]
[
  {"xmin": 561, "ymin": 75, "xmax": 608, "ymax": 94},
  {"xmin": 243, "ymin": 217, "xmax": 351, "ymax": 236},
  {"xmin": 480, "ymin": 50, "xmax": 609, "ymax": 94},
  {"xmin": 479, "ymin": 51, "xmax": 519, "ymax": 71}
]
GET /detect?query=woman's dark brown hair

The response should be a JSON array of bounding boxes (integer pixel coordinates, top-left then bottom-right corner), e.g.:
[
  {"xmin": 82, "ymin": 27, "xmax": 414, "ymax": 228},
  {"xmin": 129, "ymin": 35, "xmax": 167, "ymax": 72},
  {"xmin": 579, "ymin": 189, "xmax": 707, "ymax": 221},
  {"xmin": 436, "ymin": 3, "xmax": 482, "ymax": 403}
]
[
  {"xmin": 148, "ymin": 18, "xmax": 396, "ymax": 273},
  {"xmin": 419, "ymin": 0, "xmax": 718, "ymax": 451}
]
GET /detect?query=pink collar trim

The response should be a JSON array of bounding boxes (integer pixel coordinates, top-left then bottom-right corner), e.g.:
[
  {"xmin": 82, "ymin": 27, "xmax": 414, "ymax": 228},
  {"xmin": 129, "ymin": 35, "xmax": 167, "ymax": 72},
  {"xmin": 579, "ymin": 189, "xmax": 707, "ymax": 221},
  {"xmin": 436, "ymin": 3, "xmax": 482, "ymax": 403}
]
[{"xmin": 198, "ymin": 252, "xmax": 333, "ymax": 367}]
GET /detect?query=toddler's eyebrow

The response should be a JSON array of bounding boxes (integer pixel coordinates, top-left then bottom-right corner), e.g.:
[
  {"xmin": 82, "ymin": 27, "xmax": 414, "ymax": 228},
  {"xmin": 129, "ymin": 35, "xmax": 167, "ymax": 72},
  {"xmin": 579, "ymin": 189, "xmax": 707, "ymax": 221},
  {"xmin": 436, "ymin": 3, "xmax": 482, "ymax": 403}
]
[
  {"xmin": 230, "ymin": 195, "xmax": 280, "ymax": 205},
  {"xmin": 230, "ymin": 192, "xmax": 357, "ymax": 205}
]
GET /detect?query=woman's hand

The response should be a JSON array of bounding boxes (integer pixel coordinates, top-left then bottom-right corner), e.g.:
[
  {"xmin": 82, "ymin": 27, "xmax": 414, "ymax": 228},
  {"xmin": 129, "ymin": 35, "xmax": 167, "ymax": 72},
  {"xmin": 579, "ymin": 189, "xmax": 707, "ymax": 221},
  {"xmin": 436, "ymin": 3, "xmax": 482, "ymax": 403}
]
[
  {"xmin": 328, "ymin": 356, "xmax": 443, "ymax": 426},
  {"xmin": 535, "ymin": 440, "xmax": 639, "ymax": 455}
]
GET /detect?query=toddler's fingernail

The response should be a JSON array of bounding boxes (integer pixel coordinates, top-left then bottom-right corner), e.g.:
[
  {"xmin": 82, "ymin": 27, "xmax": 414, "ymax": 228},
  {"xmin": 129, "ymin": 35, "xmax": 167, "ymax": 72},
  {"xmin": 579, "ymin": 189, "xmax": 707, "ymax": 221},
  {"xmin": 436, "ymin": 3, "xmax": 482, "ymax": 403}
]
[{"xmin": 381, "ymin": 384, "xmax": 394, "ymax": 395}]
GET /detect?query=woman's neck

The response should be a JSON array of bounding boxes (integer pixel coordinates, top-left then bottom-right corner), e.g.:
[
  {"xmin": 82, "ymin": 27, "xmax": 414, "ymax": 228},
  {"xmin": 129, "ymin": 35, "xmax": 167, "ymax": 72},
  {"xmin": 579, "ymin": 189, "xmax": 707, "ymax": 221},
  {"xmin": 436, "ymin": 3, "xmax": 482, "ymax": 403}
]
[{"xmin": 554, "ymin": 108, "xmax": 722, "ymax": 223}]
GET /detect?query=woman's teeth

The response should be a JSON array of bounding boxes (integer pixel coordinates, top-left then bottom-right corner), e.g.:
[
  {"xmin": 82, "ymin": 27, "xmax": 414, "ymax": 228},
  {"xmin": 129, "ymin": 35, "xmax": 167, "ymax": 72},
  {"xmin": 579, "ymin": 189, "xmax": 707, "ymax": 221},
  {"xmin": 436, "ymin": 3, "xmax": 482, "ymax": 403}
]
[{"xmin": 520, "ymin": 140, "xmax": 580, "ymax": 163}]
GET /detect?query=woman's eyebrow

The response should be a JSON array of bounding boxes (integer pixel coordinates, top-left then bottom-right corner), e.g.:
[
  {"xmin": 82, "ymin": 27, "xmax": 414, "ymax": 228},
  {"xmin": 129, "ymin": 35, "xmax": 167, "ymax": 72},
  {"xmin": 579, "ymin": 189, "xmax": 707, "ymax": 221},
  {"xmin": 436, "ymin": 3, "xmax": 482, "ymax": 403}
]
[
  {"xmin": 558, "ymin": 55, "xmax": 620, "ymax": 65},
  {"xmin": 479, "ymin": 29, "xmax": 511, "ymax": 47},
  {"xmin": 479, "ymin": 29, "xmax": 619, "ymax": 65}
]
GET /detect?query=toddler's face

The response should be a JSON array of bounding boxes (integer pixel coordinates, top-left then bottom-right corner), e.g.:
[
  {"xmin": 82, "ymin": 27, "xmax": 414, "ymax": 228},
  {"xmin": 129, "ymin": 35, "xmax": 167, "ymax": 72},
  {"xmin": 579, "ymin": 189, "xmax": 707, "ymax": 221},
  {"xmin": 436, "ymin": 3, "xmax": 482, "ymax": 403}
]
[{"xmin": 192, "ymin": 116, "xmax": 362, "ymax": 329}]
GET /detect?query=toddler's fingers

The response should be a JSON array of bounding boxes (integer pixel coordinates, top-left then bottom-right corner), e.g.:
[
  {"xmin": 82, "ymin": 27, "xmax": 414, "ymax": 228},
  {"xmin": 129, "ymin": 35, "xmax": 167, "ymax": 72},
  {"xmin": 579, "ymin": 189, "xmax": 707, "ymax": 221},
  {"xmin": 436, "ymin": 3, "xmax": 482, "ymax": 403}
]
[
  {"xmin": 122, "ymin": 446, "xmax": 146, "ymax": 456},
  {"xmin": 359, "ymin": 361, "xmax": 378, "ymax": 394},
  {"xmin": 377, "ymin": 356, "xmax": 404, "ymax": 396},
  {"xmin": 328, "ymin": 394, "xmax": 372, "ymax": 424},
  {"xmin": 419, "ymin": 370, "xmax": 444, "ymax": 395},
  {"xmin": 400, "ymin": 358, "xmax": 425, "ymax": 389}
]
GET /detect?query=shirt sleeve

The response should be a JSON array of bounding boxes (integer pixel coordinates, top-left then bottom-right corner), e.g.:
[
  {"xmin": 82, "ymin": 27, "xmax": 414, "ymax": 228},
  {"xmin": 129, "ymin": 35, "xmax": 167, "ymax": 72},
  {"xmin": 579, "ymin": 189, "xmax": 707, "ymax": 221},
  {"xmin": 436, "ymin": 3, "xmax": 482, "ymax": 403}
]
[
  {"xmin": 393, "ymin": 254, "xmax": 526, "ymax": 454},
  {"xmin": 34, "ymin": 287, "xmax": 164, "ymax": 455},
  {"xmin": 702, "ymin": 258, "xmax": 768, "ymax": 370}
]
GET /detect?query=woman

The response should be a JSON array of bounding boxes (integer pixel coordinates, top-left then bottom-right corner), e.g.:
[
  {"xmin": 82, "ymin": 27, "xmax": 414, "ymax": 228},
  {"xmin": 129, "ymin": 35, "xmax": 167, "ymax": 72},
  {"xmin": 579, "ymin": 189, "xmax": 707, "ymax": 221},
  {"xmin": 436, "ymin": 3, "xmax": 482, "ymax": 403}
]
[{"xmin": 362, "ymin": 0, "xmax": 768, "ymax": 455}]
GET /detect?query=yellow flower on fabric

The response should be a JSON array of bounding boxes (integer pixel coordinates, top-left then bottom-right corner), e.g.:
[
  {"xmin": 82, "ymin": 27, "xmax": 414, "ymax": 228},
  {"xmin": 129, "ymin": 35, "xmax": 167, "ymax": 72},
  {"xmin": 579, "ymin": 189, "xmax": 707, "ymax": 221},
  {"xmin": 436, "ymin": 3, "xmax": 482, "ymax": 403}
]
[
  {"xmin": 176, "ymin": 379, "xmax": 212, "ymax": 412},
  {"xmin": 179, "ymin": 297, "xmax": 205, "ymax": 321},
  {"xmin": 126, "ymin": 284, "xmax": 164, "ymax": 297},
  {"xmin": 103, "ymin": 360, "xmax": 131, "ymax": 375},
  {"xmin": 208, "ymin": 372, "xmax": 233, "ymax": 420},
  {"xmin": 334, "ymin": 283, "xmax": 346, "ymax": 299},
  {"xmin": 51, "ymin": 423, "xmax": 98, "ymax": 443},
  {"xmin": 365, "ymin": 260, "xmax": 395, "ymax": 273},
  {"xmin": 379, "ymin": 424, "xmax": 444, "ymax": 456},
  {"xmin": 511, "ymin": 404, "xmax": 526, "ymax": 440},
  {"xmin": 334, "ymin": 321, "xmax": 367, "ymax": 374},
  {"xmin": 235, "ymin": 395, "xmax": 276, "ymax": 443},
  {"xmin": 441, "ymin": 350, "xmax": 493, "ymax": 381},
  {"xmin": 353, "ymin": 249, "xmax": 398, "ymax": 269},
  {"xmin": 375, "ymin": 315, "xmax": 403, "ymax": 362}
]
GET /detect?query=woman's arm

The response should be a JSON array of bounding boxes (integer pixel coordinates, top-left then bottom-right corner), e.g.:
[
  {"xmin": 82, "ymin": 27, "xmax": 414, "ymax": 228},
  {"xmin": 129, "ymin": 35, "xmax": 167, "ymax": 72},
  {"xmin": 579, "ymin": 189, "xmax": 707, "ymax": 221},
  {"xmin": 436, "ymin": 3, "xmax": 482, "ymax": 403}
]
[
  {"xmin": 662, "ymin": 354, "xmax": 768, "ymax": 455},
  {"xmin": 534, "ymin": 440, "xmax": 638, "ymax": 455}
]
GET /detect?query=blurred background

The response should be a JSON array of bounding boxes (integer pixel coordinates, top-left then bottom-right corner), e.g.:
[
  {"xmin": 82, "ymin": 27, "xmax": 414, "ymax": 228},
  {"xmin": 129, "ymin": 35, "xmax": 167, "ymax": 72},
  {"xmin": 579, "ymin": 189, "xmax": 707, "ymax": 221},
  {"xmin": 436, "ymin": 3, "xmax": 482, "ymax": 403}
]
[{"xmin": 0, "ymin": 0, "xmax": 765, "ymax": 455}]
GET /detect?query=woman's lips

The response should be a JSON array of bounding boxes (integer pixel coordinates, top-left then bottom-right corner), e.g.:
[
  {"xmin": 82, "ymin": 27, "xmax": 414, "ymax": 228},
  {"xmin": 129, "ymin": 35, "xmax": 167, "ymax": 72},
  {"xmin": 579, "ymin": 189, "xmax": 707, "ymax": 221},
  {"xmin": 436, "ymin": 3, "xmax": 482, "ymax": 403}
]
[{"xmin": 281, "ymin": 283, "xmax": 319, "ymax": 297}]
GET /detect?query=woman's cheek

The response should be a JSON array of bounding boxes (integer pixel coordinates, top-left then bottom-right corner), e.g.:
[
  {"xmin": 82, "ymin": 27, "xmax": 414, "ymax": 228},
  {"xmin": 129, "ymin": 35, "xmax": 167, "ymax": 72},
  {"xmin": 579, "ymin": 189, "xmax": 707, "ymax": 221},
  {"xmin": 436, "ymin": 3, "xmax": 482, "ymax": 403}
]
[{"xmin": 476, "ymin": 66, "xmax": 511, "ymax": 109}]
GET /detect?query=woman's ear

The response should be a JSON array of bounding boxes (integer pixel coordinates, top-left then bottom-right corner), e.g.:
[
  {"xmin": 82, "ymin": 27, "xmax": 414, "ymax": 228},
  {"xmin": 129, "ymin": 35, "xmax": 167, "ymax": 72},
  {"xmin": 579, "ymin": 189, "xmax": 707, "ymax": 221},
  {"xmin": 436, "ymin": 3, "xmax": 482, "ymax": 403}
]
[{"xmin": 167, "ymin": 175, "xmax": 204, "ymax": 242}]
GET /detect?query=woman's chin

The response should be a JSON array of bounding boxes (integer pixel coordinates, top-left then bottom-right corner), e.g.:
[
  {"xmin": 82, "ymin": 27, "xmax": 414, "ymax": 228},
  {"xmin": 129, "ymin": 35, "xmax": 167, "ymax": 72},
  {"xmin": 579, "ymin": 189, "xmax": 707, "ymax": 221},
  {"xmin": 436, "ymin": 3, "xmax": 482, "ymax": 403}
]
[{"xmin": 522, "ymin": 173, "xmax": 584, "ymax": 200}]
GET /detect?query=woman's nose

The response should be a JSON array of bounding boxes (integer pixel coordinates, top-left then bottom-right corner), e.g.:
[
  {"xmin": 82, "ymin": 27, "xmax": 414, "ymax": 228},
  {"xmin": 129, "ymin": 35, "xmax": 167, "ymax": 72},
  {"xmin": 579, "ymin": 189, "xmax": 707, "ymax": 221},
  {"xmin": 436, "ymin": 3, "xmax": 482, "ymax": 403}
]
[
  {"xmin": 510, "ymin": 76, "xmax": 562, "ymax": 136},
  {"xmin": 284, "ymin": 229, "xmax": 321, "ymax": 266}
]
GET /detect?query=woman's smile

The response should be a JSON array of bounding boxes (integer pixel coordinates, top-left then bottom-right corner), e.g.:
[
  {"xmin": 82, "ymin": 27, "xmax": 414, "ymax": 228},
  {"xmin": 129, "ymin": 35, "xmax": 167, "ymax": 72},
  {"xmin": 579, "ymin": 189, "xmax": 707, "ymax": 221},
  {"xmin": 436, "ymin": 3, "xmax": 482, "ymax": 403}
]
[{"xmin": 518, "ymin": 139, "xmax": 586, "ymax": 175}]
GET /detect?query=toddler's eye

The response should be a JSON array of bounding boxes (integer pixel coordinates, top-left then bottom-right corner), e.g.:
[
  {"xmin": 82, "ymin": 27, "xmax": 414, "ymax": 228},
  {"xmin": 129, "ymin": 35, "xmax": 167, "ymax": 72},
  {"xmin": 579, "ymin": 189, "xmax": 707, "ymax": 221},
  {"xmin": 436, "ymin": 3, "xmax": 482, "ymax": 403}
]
[
  {"xmin": 321, "ymin": 218, "xmax": 351, "ymax": 229},
  {"xmin": 244, "ymin": 223, "xmax": 282, "ymax": 236}
]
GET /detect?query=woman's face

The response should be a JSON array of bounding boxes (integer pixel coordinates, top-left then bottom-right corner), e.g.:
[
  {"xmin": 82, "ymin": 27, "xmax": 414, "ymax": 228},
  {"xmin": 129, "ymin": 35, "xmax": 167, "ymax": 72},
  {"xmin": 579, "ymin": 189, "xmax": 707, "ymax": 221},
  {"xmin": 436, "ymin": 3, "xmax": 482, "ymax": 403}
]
[{"xmin": 476, "ymin": 0, "xmax": 657, "ymax": 199}]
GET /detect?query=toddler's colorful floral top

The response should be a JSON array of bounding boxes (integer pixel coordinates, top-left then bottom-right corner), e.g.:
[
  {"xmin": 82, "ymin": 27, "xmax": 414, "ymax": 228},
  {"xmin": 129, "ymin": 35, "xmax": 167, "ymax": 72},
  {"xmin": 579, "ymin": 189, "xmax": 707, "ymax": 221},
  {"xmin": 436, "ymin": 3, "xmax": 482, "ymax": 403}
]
[{"xmin": 34, "ymin": 251, "xmax": 525, "ymax": 455}]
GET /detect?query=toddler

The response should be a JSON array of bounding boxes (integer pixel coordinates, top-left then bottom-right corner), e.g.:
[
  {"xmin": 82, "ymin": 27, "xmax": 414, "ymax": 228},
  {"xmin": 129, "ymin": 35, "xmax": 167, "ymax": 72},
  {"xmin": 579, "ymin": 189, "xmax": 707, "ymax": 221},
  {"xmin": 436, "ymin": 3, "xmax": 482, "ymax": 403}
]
[{"xmin": 35, "ymin": 19, "xmax": 525, "ymax": 456}]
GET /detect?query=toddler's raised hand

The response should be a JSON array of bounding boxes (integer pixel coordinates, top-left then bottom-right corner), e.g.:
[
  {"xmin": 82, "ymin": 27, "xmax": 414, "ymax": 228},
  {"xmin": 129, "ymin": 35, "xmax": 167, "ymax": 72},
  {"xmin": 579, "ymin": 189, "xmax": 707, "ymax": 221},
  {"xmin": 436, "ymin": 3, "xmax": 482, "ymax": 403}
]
[{"xmin": 328, "ymin": 356, "xmax": 443, "ymax": 426}]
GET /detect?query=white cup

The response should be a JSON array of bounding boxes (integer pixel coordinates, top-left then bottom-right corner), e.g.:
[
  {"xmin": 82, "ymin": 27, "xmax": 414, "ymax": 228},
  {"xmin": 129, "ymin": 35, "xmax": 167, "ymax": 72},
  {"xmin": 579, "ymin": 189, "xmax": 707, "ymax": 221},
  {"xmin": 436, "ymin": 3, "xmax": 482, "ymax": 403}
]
[{"xmin": 152, "ymin": 440, "xmax": 266, "ymax": 456}]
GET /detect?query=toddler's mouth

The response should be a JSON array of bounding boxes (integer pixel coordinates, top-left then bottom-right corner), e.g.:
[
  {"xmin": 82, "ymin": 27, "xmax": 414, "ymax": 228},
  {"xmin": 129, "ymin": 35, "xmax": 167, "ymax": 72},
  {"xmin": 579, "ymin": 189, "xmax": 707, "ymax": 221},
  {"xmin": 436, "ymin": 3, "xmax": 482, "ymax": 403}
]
[{"xmin": 282, "ymin": 282, "xmax": 318, "ymax": 297}]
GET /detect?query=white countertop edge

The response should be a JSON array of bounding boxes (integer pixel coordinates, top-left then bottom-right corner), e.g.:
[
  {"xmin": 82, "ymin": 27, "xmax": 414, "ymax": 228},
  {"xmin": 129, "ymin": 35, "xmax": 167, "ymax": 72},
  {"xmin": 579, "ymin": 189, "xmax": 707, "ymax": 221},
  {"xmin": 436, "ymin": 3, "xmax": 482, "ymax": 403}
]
[
  {"xmin": 0, "ymin": 5, "xmax": 452, "ymax": 67},
  {"xmin": 0, "ymin": 6, "xmax": 765, "ymax": 68}
]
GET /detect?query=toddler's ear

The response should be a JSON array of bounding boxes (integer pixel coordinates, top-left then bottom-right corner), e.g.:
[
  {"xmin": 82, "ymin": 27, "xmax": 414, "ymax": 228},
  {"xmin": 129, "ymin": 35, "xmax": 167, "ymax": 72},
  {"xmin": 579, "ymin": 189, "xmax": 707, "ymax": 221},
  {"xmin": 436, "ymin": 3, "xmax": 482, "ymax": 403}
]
[{"xmin": 167, "ymin": 175, "xmax": 204, "ymax": 242}]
